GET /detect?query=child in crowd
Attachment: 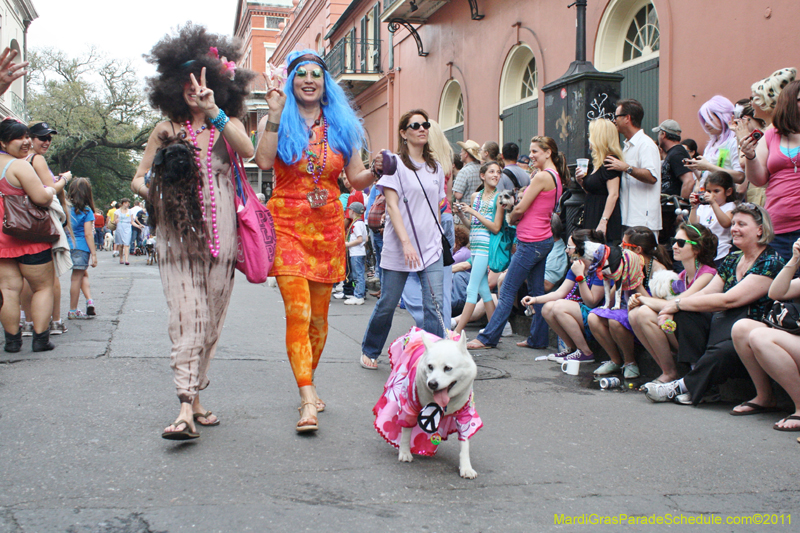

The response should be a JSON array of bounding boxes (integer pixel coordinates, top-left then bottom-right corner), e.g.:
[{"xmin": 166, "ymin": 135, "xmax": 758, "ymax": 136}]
[
  {"xmin": 344, "ymin": 202, "xmax": 368, "ymax": 305},
  {"xmin": 589, "ymin": 226, "xmax": 670, "ymax": 379},
  {"xmin": 690, "ymin": 170, "xmax": 735, "ymax": 265},
  {"xmin": 452, "ymin": 161, "xmax": 504, "ymax": 334},
  {"xmin": 67, "ymin": 178, "xmax": 98, "ymax": 319}
]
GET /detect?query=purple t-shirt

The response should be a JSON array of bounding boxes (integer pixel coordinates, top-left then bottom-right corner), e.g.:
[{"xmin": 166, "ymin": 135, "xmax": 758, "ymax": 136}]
[{"xmin": 377, "ymin": 155, "xmax": 446, "ymax": 272}]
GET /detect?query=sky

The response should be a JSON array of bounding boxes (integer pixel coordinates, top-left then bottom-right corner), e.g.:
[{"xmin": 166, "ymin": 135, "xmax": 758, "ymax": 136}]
[{"xmin": 26, "ymin": 0, "xmax": 291, "ymax": 79}]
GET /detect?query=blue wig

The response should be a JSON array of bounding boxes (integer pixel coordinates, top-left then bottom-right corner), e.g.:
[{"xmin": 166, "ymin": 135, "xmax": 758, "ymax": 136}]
[{"xmin": 277, "ymin": 49, "xmax": 366, "ymax": 165}]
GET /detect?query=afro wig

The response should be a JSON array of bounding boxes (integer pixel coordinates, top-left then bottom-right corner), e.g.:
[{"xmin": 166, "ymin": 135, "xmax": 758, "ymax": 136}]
[{"xmin": 144, "ymin": 23, "xmax": 256, "ymax": 123}]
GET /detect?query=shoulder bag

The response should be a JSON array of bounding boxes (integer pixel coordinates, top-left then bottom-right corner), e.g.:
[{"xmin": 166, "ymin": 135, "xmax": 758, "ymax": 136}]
[
  {"xmin": 225, "ymin": 140, "xmax": 276, "ymax": 284},
  {"xmin": 0, "ymin": 160, "xmax": 59, "ymax": 243},
  {"xmin": 366, "ymin": 193, "xmax": 385, "ymax": 232},
  {"xmin": 410, "ymin": 167, "xmax": 454, "ymax": 266},
  {"xmin": 763, "ymin": 301, "xmax": 800, "ymax": 335}
]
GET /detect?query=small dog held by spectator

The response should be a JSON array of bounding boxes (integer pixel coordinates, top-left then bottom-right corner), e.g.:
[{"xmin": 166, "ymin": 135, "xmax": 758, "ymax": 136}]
[
  {"xmin": 103, "ymin": 232, "xmax": 115, "ymax": 252},
  {"xmin": 583, "ymin": 241, "xmax": 645, "ymax": 310},
  {"xmin": 496, "ymin": 189, "xmax": 517, "ymax": 225},
  {"xmin": 648, "ymin": 269, "xmax": 681, "ymax": 300}
]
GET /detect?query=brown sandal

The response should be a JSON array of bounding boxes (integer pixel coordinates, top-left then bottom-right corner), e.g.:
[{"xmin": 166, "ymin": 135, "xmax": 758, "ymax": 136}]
[{"xmin": 296, "ymin": 401, "xmax": 318, "ymax": 432}]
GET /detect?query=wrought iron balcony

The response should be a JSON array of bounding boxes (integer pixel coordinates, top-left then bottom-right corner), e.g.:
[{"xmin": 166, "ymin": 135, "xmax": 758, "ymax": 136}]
[
  {"xmin": 381, "ymin": 0, "xmax": 482, "ymax": 23},
  {"xmin": 325, "ymin": 37, "xmax": 382, "ymax": 96},
  {"xmin": 8, "ymin": 92, "xmax": 30, "ymax": 123}
]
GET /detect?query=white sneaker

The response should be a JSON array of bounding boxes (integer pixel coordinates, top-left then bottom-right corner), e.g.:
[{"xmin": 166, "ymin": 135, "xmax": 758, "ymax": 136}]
[
  {"xmin": 501, "ymin": 322, "xmax": 513, "ymax": 337},
  {"xmin": 333, "ymin": 292, "xmax": 346, "ymax": 299},
  {"xmin": 333, "ymin": 282, "xmax": 344, "ymax": 292},
  {"xmin": 344, "ymin": 297, "xmax": 364, "ymax": 305},
  {"xmin": 451, "ymin": 318, "xmax": 458, "ymax": 329},
  {"xmin": 644, "ymin": 381, "xmax": 682, "ymax": 403}
]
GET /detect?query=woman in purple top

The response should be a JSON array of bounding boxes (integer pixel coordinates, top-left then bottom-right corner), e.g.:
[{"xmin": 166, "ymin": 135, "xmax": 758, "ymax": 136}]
[
  {"xmin": 360, "ymin": 109, "xmax": 446, "ymax": 369},
  {"xmin": 628, "ymin": 223, "xmax": 718, "ymax": 384},
  {"xmin": 467, "ymin": 135, "xmax": 567, "ymax": 350}
]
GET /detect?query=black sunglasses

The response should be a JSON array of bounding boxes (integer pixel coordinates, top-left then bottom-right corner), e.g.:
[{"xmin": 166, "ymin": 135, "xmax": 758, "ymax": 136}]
[
  {"xmin": 36, "ymin": 135, "xmax": 52, "ymax": 142},
  {"xmin": 671, "ymin": 237, "xmax": 697, "ymax": 247},
  {"xmin": 613, "ymin": 114, "xmax": 628, "ymax": 121},
  {"xmin": 406, "ymin": 121, "xmax": 431, "ymax": 131}
]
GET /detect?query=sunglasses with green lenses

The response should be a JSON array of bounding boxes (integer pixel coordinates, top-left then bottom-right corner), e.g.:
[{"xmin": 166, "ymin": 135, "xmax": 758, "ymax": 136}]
[{"xmin": 296, "ymin": 67, "xmax": 323, "ymax": 79}]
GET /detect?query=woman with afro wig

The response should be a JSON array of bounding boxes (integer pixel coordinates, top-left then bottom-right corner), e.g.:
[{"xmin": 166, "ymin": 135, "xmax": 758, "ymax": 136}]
[
  {"xmin": 255, "ymin": 49, "xmax": 374, "ymax": 432},
  {"xmin": 131, "ymin": 24, "xmax": 255, "ymax": 441}
]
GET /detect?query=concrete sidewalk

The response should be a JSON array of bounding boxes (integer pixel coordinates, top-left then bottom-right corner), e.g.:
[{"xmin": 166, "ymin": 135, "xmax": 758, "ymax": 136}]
[{"xmin": 0, "ymin": 252, "xmax": 797, "ymax": 532}]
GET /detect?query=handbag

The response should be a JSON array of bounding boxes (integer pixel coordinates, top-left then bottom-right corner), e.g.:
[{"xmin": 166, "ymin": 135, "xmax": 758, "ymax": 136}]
[
  {"xmin": 225, "ymin": 140, "xmax": 276, "ymax": 284},
  {"xmin": 489, "ymin": 218, "xmax": 515, "ymax": 272},
  {"xmin": 366, "ymin": 193, "xmax": 385, "ymax": 232},
  {"xmin": 0, "ymin": 160, "xmax": 59, "ymax": 243},
  {"xmin": 763, "ymin": 301, "xmax": 800, "ymax": 335}
]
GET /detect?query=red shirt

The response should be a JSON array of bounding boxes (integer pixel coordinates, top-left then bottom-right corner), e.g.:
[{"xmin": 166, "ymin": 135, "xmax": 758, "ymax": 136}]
[{"xmin": 94, "ymin": 213, "xmax": 105, "ymax": 229}]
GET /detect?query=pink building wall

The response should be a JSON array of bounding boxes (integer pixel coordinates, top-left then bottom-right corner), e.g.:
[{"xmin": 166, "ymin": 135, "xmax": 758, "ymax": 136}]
[{"xmin": 266, "ymin": 0, "xmax": 800, "ymax": 154}]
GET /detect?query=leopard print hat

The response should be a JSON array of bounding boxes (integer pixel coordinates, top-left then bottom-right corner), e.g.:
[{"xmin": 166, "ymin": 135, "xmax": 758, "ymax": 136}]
[{"xmin": 751, "ymin": 68, "xmax": 797, "ymax": 111}]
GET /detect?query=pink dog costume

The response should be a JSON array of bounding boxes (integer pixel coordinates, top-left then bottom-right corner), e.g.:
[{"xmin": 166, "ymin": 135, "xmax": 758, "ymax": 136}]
[{"xmin": 373, "ymin": 327, "xmax": 483, "ymax": 456}]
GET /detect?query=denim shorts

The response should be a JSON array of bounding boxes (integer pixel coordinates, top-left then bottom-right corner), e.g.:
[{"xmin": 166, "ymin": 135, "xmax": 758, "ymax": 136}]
[{"xmin": 71, "ymin": 249, "xmax": 90, "ymax": 270}]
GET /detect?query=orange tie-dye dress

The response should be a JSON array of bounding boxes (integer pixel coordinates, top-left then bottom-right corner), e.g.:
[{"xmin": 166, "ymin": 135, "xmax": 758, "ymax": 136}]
[{"xmin": 267, "ymin": 123, "xmax": 346, "ymax": 283}]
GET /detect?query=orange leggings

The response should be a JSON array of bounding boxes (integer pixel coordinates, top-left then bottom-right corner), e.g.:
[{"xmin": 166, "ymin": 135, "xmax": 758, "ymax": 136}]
[{"xmin": 276, "ymin": 276, "xmax": 333, "ymax": 388}]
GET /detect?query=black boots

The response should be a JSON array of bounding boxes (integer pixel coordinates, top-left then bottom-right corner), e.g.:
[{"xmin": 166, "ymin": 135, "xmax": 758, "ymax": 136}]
[
  {"xmin": 4, "ymin": 330, "xmax": 22, "ymax": 353},
  {"xmin": 32, "ymin": 329, "xmax": 55, "ymax": 352}
]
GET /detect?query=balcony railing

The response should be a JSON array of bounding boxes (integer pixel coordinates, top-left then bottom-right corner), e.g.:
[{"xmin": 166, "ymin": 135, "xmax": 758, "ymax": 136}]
[
  {"xmin": 8, "ymin": 92, "xmax": 30, "ymax": 123},
  {"xmin": 325, "ymin": 36, "xmax": 382, "ymax": 80}
]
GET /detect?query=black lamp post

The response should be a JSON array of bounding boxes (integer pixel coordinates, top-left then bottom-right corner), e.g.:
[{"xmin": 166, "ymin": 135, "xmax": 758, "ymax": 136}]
[{"xmin": 542, "ymin": 0, "xmax": 624, "ymax": 236}]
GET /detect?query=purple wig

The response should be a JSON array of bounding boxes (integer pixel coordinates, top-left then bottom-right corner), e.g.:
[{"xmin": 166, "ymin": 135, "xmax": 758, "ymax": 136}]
[{"xmin": 697, "ymin": 95, "xmax": 735, "ymax": 148}]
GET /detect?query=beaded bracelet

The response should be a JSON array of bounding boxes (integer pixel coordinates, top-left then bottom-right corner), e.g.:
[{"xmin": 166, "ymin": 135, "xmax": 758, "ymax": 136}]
[{"xmin": 210, "ymin": 108, "xmax": 229, "ymax": 132}]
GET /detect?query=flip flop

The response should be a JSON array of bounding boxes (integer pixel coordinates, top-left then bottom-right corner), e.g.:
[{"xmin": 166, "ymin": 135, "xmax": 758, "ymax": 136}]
[
  {"xmin": 161, "ymin": 418, "xmax": 199, "ymax": 440},
  {"xmin": 360, "ymin": 354, "xmax": 378, "ymax": 370},
  {"xmin": 466, "ymin": 340, "xmax": 494, "ymax": 350},
  {"xmin": 193, "ymin": 411, "xmax": 220, "ymax": 426},
  {"xmin": 730, "ymin": 401, "xmax": 779, "ymax": 416},
  {"xmin": 773, "ymin": 415, "xmax": 800, "ymax": 432}
]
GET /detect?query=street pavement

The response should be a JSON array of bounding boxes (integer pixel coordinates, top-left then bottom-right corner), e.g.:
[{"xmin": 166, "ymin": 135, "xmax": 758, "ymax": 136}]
[{"xmin": 1, "ymin": 252, "xmax": 798, "ymax": 533}]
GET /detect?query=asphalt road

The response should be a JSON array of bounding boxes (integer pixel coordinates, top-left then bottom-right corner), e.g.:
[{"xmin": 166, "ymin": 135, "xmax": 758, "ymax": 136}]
[{"xmin": 1, "ymin": 252, "xmax": 798, "ymax": 533}]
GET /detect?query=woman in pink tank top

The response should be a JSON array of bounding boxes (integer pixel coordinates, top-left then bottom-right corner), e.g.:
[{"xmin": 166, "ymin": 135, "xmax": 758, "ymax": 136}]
[{"xmin": 468, "ymin": 136, "xmax": 566, "ymax": 350}]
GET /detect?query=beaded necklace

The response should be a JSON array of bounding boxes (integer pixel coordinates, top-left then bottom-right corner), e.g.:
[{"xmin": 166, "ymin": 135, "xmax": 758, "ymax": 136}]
[
  {"xmin": 642, "ymin": 257, "xmax": 653, "ymax": 288},
  {"xmin": 471, "ymin": 189, "xmax": 496, "ymax": 228},
  {"xmin": 305, "ymin": 114, "xmax": 329, "ymax": 208},
  {"xmin": 185, "ymin": 120, "xmax": 220, "ymax": 257}
]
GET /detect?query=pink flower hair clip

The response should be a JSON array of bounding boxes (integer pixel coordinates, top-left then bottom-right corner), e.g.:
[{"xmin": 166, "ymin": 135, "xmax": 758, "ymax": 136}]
[
  {"xmin": 207, "ymin": 47, "xmax": 236, "ymax": 80},
  {"xmin": 265, "ymin": 62, "xmax": 287, "ymax": 91}
]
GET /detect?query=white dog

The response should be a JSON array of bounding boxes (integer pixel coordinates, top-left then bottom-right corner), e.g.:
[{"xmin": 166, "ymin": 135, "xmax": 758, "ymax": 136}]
[
  {"xmin": 648, "ymin": 269, "xmax": 681, "ymax": 300},
  {"xmin": 374, "ymin": 328, "xmax": 482, "ymax": 479},
  {"xmin": 103, "ymin": 232, "xmax": 115, "ymax": 252}
]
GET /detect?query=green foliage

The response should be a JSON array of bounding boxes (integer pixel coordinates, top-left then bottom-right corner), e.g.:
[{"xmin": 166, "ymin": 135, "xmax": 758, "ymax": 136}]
[{"xmin": 26, "ymin": 47, "xmax": 158, "ymax": 207}]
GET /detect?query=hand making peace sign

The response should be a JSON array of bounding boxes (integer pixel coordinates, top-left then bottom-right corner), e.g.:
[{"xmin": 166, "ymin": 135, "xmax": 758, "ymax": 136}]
[
  {"xmin": 189, "ymin": 67, "xmax": 217, "ymax": 116},
  {"xmin": 264, "ymin": 72, "xmax": 286, "ymax": 117}
]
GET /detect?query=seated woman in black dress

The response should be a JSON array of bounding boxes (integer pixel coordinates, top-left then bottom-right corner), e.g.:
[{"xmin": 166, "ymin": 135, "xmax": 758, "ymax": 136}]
[{"xmin": 576, "ymin": 118, "xmax": 623, "ymax": 243}]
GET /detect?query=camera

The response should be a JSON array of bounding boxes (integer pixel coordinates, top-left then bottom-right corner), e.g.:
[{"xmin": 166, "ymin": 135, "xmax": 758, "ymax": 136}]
[{"xmin": 749, "ymin": 129, "xmax": 764, "ymax": 142}]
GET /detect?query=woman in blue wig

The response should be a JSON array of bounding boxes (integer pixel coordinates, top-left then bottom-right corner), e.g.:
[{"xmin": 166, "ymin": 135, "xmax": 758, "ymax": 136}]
[{"xmin": 255, "ymin": 49, "xmax": 373, "ymax": 432}]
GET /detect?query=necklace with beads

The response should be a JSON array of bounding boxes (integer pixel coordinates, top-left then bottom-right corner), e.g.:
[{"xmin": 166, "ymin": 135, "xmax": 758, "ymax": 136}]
[
  {"xmin": 643, "ymin": 257, "xmax": 653, "ymax": 287},
  {"xmin": 305, "ymin": 114, "xmax": 329, "ymax": 208},
  {"xmin": 184, "ymin": 120, "xmax": 220, "ymax": 257}
]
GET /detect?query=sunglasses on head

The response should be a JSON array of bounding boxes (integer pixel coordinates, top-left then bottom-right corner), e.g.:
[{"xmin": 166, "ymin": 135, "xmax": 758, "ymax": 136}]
[
  {"xmin": 296, "ymin": 67, "xmax": 323, "ymax": 79},
  {"xmin": 621, "ymin": 241, "xmax": 638, "ymax": 250},
  {"xmin": 36, "ymin": 135, "xmax": 52, "ymax": 142},
  {"xmin": 405, "ymin": 121, "xmax": 431, "ymax": 131},
  {"xmin": 671, "ymin": 237, "xmax": 698, "ymax": 247}
]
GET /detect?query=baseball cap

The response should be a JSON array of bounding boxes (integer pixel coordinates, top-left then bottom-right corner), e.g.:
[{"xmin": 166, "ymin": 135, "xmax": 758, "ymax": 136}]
[
  {"xmin": 652, "ymin": 119, "xmax": 681, "ymax": 136},
  {"xmin": 28, "ymin": 122, "xmax": 58, "ymax": 137},
  {"xmin": 348, "ymin": 202, "xmax": 365, "ymax": 215}
]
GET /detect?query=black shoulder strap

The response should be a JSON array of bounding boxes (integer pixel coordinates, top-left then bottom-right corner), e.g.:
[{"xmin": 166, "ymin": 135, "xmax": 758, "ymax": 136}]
[
  {"xmin": 502, "ymin": 167, "xmax": 521, "ymax": 189},
  {"xmin": 543, "ymin": 169, "xmax": 560, "ymax": 214}
]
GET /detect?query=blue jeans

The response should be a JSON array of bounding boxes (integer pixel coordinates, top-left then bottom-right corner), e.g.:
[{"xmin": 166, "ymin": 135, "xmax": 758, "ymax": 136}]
[
  {"xmin": 350, "ymin": 255, "xmax": 366, "ymax": 298},
  {"xmin": 362, "ymin": 256, "xmax": 444, "ymax": 360},
  {"xmin": 771, "ymin": 230, "xmax": 800, "ymax": 262},
  {"xmin": 477, "ymin": 237, "xmax": 553, "ymax": 347},
  {"xmin": 131, "ymin": 227, "xmax": 142, "ymax": 248},
  {"xmin": 451, "ymin": 270, "xmax": 470, "ymax": 317},
  {"xmin": 370, "ymin": 229, "xmax": 383, "ymax": 282}
]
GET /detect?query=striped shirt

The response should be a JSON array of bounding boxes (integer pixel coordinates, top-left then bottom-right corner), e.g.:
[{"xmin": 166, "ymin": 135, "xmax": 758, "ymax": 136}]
[{"xmin": 469, "ymin": 190, "xmax": 498, "ymax": 256}]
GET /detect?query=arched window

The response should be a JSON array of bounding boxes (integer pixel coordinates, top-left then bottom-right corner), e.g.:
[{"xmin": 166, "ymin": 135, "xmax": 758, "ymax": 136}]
[
  {"xmin": 499, "ymin": 44, "xmax": 539, "ymax": 148},
  {"xmin": 623, "ymin": 4, "xmax": 660, "ymax": 62},
  {"xmin": 439, "ymin": 80, "xmax": 464, "ymax": 150}
]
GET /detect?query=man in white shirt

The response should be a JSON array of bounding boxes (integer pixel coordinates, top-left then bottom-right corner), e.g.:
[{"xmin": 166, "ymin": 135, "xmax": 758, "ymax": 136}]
[{"xmin": 605, "ymin": 99, "xmax": 662, "ymax": 234}]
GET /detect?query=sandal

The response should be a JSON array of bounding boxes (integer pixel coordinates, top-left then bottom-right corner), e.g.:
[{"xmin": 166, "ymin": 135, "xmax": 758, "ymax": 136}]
[
  {"xmin": 316, "ymin": 398, "xmax": 326, "ymax": 413},
  {"xmin": 360, "ymin": 353, "xmax": 378, "ymax": 370},
  {"xmin": 161, "ymin": 418, "xmax": 199, "ymax": 440},
  {"xmin": 773, "ymin": 415, "xmax": 800, "ymax": 432},
  {"xmin": 466, "ymin": 339, "xmax": 493, "ymax": 350},
  {"xmin": 193, "ymin": 411, "xmax": 220, "ymax": 426},
  {"xmin": 296, "ymin": 401, "xmax": 319, "ymax": 432},
  {"xmin": 730, "ymin": 401, "xmax": 779, "ymax": 416}
]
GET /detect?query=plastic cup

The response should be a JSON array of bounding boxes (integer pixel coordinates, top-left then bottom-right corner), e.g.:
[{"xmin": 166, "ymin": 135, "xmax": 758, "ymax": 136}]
[{"xmin": 576, "ymin": 158, "xmax": 589, "ymax": 173}]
